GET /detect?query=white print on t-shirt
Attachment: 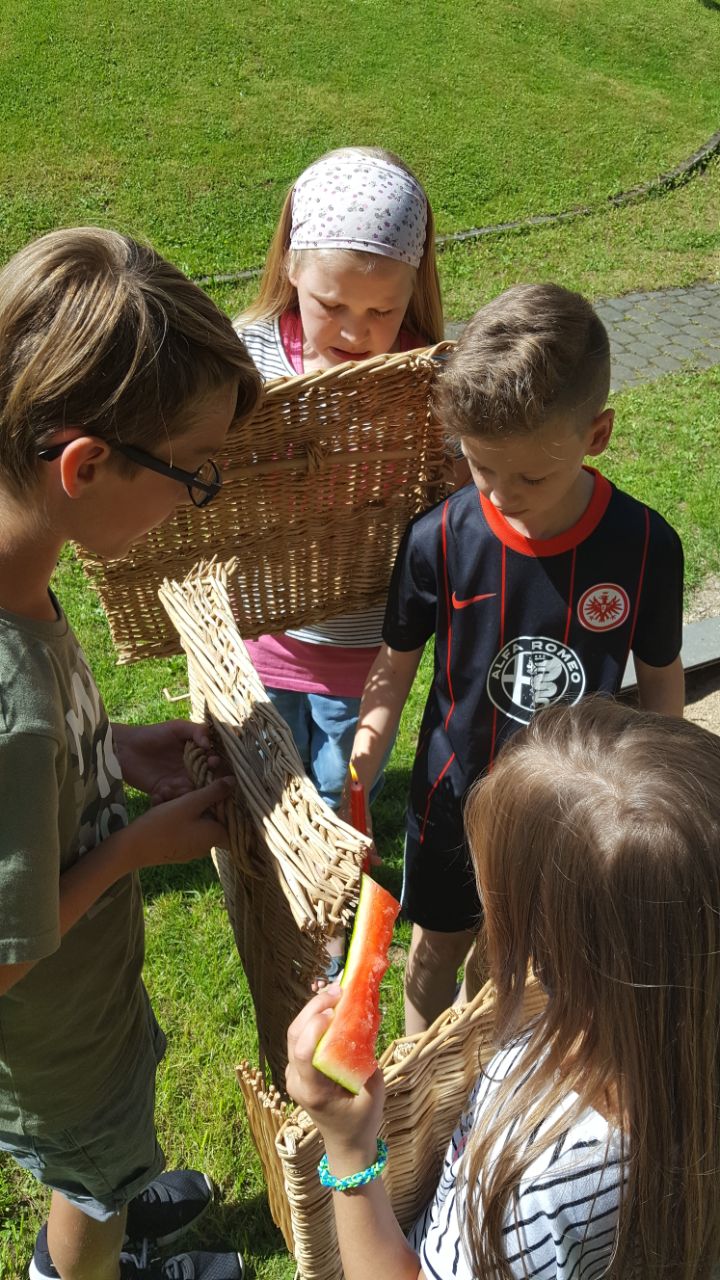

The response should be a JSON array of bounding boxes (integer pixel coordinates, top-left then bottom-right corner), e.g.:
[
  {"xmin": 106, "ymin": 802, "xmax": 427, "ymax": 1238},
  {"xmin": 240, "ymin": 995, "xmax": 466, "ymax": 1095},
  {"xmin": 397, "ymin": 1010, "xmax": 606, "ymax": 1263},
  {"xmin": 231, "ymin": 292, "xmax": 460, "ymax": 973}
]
[
  {"xmin": 487, "ymin": 637, "xmax": 586, "ymax": 725},
  {"xmin": 94, "ymin": 722, "xmax": 121, "ymax": 798},
  {"xmin": 577, "ymin": 582, "xmax": 630, "ymax": 631},
  {"xmin": 64, "ymin": 656, "xmax": 127, "ymax": 874},
  {"xmin": 65, "ymin": 657, "xmax": 122, "ymax": 794}
]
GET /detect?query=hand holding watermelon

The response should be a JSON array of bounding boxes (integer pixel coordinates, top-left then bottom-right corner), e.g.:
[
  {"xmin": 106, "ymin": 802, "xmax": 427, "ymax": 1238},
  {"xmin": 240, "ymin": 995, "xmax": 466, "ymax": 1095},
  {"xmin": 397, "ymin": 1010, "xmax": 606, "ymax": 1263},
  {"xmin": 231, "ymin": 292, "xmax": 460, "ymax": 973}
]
[
  {"xmin": 286, "ymin": 875, "xmax": 400, "ymax": 1157},
  {"xmin": 312, "ymin": 876, "xmax": 400, "ymax": 1092},
  {"xmin": 286, "ymin": 985, "xmax": 385, "ymax": 1157}
]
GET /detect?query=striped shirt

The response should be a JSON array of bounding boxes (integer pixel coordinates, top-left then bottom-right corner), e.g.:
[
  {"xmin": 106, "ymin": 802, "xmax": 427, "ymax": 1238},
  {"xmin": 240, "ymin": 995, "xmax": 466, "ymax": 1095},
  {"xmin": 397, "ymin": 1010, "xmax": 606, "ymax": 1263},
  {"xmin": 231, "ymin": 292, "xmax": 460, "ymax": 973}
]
[{"xmin": 409, "ymin": 1039, "xmax": 625, "ymax": 1280}]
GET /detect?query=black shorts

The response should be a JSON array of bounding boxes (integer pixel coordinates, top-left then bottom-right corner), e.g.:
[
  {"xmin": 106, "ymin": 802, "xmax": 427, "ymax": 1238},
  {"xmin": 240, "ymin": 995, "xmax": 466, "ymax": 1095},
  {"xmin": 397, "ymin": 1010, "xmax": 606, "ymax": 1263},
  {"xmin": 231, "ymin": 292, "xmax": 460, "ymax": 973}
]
[{"xmin": 401, "ymin": 806, "xmax": 483, "ymax": 933}]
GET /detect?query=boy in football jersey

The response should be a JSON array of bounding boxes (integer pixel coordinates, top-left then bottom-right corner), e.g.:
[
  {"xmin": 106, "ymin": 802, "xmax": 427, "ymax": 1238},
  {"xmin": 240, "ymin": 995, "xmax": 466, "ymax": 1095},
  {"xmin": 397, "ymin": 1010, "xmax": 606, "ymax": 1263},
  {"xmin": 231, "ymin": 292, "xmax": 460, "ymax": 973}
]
[{"xmin": 347, "ymin": 283, "xmax": 684, "ymax": 1034}]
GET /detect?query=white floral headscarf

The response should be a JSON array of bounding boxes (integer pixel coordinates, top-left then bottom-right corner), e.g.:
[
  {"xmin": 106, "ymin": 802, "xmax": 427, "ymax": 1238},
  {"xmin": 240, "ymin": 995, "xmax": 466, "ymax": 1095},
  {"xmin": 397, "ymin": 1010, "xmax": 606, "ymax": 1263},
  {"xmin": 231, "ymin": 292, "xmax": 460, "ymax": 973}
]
[{"xmin": 290, "ymin": 154, "xmax": 427, "ymax": 268}]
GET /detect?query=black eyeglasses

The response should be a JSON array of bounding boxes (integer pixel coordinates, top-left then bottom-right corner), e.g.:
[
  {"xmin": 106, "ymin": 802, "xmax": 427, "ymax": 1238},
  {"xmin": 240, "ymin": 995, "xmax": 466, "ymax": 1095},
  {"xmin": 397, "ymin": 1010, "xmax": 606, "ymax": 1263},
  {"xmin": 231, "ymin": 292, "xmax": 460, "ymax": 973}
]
[{"xmin": 37, "ymin": 439, "xmax": 222, "ymax": 508}]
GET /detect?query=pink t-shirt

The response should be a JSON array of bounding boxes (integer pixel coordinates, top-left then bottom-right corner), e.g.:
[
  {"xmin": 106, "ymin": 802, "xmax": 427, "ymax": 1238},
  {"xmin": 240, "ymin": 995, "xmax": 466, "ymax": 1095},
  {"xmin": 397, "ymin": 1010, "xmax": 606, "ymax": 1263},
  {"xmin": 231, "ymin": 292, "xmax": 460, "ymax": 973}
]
[
  {"xmin": 245, "ymin": 311, "xmax": 422, "ymax": 698},
  {"xmin": 244, "ymin": 632, "xmax": 381, "ymax": 697},
  {"xmin": 279, "ymin": 309, "xmax": 305, "ymax": 372}
]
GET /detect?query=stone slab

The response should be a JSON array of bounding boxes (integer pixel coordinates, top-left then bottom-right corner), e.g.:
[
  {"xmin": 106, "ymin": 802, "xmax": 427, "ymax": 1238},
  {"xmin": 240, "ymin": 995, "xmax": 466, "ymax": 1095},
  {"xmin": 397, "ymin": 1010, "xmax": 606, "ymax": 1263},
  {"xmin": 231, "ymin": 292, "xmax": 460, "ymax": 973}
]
[{"xmin": 622, "ymin": 616, "xmax": 720, "ymax": 689}]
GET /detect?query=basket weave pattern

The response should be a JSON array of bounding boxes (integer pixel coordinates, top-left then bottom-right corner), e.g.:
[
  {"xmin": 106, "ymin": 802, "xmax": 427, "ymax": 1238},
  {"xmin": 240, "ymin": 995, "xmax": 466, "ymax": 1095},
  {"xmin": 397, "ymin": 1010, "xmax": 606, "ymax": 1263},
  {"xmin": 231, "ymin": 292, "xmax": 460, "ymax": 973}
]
[
  {"xmin": 239, "ymin": 978, "xmax": 546, "ymax": 1280},
  {"xmin": 81, "ymin": 344, "xmax": 454, "ymax": 662},
  {"xmin": 161, "ymin": 565, "xmax": 371, "ymax": 1088}
]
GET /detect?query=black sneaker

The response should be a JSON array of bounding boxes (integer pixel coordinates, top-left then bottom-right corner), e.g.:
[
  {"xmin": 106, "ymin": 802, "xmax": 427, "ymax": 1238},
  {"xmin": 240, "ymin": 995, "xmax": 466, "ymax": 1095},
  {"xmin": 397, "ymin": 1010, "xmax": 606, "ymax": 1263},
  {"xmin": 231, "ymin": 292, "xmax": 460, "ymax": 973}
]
[
  {"xmin": 122, "ymin": 1243, "xmax": 245, "ymax": 1280},
  {"xmin": 125, "ymin": 1170, "xmax": 214, "ymax": 1246},
  {"xmin": 29, "ymin": 1227, "xmax": 244, "ymax": 1280}
]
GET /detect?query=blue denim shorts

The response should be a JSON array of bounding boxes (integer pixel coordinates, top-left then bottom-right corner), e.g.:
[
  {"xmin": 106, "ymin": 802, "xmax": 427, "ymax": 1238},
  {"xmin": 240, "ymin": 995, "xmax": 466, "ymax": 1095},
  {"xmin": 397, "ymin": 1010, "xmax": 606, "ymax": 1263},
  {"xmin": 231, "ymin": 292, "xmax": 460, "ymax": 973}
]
[
  {"xmin": 267, "ymin": 688, "xmax": 392, "ymax": 809},
  {"xmin": 0, "ymin": 1010, "xmax": 167, "ymax": 1221}
]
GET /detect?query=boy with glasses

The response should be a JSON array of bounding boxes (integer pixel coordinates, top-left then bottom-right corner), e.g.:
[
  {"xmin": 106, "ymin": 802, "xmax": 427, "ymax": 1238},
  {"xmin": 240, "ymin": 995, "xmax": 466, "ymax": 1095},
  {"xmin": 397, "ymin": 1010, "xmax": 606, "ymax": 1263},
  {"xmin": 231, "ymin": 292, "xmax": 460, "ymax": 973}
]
[
  {"xmin": 0, "ymin": 228, "xmax": 262, "ymax": 1280},
  {"xmin": 37, "ymin": 441, "xmax": 222, "ymax": 508}
]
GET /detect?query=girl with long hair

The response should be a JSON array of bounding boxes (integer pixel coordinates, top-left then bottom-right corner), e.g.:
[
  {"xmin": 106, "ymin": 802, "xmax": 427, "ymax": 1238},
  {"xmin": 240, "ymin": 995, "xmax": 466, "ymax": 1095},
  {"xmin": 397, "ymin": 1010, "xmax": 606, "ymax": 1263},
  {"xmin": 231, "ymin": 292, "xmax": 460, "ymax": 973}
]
[{"xmin": 287, "ymin": 698, "xmax": 720, "ymax": 1279}]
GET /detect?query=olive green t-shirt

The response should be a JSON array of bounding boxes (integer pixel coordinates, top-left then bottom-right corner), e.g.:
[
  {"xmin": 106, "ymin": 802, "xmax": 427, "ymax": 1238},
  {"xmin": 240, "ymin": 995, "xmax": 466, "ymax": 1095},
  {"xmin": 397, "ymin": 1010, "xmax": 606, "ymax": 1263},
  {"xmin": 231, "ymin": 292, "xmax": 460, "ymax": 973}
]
[{"xmin": 0, "ymin": 595, "xmax": 152, "ymax": 1135}]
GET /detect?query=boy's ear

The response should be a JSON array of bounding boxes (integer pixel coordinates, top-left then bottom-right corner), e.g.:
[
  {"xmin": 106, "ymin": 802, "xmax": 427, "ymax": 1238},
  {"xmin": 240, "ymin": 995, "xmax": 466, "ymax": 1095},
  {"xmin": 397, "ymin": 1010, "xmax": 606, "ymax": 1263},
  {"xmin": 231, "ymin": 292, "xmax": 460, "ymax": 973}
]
[
  {"xmin": 585, "ymin": 408, "xmax": 614, "ymax": 457},
  {"xmin": 58, "ymin": 437, "xmax": 113, "ymax": 498}
]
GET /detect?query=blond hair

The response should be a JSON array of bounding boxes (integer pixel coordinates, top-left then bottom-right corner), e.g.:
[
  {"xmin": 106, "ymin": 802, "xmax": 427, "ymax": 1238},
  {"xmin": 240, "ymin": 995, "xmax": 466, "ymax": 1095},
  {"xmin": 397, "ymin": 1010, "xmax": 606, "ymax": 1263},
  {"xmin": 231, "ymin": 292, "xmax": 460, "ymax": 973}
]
[
  {"xmin": 0, "ymin": 227, "xmax": 263, "ymax": 492},
  {"xmin": 237, "ymin": 147, "xmax": 444, "ymax": 345},
  {"xmin": 461, "ymin": 698, "xmax": 720, "ymax": 1280},
  {"xmin": 436, "ymin": 283, "xmax": 610, "ymax": 439}
]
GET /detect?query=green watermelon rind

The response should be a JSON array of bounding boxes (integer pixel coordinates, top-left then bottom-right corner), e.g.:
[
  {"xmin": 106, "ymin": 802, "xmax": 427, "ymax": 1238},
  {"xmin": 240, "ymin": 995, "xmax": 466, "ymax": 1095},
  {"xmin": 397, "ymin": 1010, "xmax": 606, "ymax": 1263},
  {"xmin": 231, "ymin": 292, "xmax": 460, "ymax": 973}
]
[{"xmin": 312, "ymin": 874, "xmax": 399, "ymax": 1095}]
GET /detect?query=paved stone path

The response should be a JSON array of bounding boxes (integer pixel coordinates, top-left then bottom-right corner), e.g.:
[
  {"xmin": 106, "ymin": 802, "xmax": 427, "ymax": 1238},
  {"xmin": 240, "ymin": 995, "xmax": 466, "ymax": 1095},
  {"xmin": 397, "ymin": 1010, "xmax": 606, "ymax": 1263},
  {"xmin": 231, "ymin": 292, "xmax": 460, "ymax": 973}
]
[
  {"xmin": 597, "ymin": 281, "xmax": 720, "ymax": 390},
  {"xmin": 446, "ymin": 280, "xmax": 720, "ymax": 391}
]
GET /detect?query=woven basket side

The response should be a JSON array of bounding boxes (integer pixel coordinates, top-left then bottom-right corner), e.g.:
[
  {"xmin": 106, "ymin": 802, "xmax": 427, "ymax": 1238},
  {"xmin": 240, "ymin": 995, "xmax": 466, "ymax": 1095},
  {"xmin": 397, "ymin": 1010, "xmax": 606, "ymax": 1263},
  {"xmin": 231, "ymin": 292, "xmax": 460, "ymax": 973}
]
[
  {"xmin": 380, "ymin": 978, "xmax": 547, "ymax": 1232},
  {"xmin": 277, "ymin": 1114, "xmax": 336, "ymax": 1280},
  {"xmin": 78, "ymin": 344, "xmax": 454, "ymax": 661},
  {"xmin": 165, "ymin": 567, "xmax": 367, "ymax": 1088},
  {"xmin": 236, "ymin": 1064, "xmax": 295, "ymax": 1252},
  {"xmin": 187, "ymin": 651, "xmax": 207, "ymax": 724}
]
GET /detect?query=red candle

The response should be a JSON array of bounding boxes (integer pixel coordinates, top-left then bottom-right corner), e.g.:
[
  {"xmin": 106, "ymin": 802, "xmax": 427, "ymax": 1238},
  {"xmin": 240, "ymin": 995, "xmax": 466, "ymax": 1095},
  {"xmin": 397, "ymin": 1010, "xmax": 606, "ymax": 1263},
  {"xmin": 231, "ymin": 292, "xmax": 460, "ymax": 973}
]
[
  {"xmin": 348, "ymin": 761, "xmax": 370, "ymax": 871},
  {"xmin": 348, "ymin": 761, "xmax": 367, "ymax": 834}
]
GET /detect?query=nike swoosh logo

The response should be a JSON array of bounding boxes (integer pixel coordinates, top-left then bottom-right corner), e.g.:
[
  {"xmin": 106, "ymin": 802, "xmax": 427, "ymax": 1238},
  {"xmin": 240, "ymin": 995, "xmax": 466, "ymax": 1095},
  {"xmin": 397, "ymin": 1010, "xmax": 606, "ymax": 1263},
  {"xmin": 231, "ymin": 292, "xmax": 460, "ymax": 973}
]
[{"xmin": 451, "ymin": 591, "xmax": 497, "ymax": 609}]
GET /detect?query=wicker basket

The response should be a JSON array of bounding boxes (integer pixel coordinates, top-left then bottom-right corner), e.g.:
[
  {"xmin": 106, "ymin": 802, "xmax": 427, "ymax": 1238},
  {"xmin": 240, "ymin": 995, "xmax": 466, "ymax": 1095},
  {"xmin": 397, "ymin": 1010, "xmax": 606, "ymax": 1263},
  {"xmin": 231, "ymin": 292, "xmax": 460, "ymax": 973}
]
[
  {"xmin": 80, "ymin": 343, "xmax": 454, "ymax": 663},
  {"xmin": 156, "ymin": 566, "xmax": 546, "ymax": 1279},
  {"xmin": 238, "ymin": 977, "xmax": 546, "ymax": 1280},
  {"xmin": 161, "ymin": 564, "xmax": 372, "ymax": 1088}
]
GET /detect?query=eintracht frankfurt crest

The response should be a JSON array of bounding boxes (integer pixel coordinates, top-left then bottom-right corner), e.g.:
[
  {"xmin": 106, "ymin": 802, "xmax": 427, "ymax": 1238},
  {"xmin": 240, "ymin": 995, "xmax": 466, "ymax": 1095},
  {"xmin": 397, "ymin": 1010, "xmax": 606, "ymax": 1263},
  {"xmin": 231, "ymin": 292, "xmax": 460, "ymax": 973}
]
[
  {"xmin": 487, "ymin": 636, "xmax": 586, "ymax": 725},
  {"xmin": 577, "ymin": 583, "xmax": 630, "ymax": 632}
]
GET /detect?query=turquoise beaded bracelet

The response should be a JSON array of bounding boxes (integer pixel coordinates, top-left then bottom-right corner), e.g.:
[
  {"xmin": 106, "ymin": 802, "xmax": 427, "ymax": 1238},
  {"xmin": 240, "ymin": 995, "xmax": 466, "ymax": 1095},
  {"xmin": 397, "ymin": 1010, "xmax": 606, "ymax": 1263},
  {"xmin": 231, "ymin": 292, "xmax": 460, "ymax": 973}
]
[{"xmin": 318, "ymin": 1139, "xmax": 389, "ymax": 1191}]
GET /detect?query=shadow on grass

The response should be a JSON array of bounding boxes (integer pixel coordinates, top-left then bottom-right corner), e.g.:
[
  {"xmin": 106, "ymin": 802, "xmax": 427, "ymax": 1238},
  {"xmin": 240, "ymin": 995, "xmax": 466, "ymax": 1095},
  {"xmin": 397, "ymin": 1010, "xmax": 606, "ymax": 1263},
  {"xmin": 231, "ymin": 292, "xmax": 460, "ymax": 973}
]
[
  {"xmin": 685, "ymin": 664, "xmax": 720, "ymax": 706},
  {"xmin": 186, "ymin": 1191, "xmax": 292, "ymax": 1277},
  {"xmin": 372, "ymin": 765, "xmax": 412, "ymax": 901},
  {"xmin": 698, "ymin": 0, "xmax": 720, "ymax": 10},
  {"xmin": 140, "ymin": 855, "xmax": 221, "ymax": 901}
]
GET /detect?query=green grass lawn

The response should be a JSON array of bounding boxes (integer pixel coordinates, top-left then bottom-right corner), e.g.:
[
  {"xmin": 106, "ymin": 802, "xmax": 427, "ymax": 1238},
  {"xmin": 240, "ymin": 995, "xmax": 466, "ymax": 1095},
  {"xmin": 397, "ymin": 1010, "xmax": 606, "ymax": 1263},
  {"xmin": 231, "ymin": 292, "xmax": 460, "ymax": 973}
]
[
  {"xmin": 214, "ymin": 153, "xmax": 720, "ymax": 325},
  {"xmin": 1, "ymin": 0, "xmax": 720, "ymax": 312},
  {"xmin": 1, "ymin": 2, "xmax": 720, "ymax": 1269},
  {"xmin": 1, "ymin": 364, "xmax": 718, "ymax": 1278}
]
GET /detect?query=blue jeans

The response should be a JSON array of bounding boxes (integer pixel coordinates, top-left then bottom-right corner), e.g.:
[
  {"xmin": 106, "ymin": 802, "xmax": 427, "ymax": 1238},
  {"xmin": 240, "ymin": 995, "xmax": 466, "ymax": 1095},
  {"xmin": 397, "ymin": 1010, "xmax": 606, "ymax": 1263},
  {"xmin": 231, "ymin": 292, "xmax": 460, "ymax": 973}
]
[{"xmin": 267, "ymin": 688, "xmax": 388, "ymax": 810}]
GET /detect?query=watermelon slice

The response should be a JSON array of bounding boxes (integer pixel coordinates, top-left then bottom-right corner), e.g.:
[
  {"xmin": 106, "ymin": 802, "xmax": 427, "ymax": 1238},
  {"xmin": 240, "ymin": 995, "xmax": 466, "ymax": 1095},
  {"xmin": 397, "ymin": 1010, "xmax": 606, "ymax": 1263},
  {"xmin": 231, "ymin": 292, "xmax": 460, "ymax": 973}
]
[{"xmin": 313, "ymin": 874, "xmax": 400, "ymax": 1094}]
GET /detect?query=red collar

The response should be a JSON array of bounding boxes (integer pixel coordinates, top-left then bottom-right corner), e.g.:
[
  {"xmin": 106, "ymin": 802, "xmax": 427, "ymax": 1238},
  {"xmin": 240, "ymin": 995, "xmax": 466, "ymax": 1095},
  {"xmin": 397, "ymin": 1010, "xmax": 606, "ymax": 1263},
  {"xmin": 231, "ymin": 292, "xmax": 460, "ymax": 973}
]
[{"xmin": 479, "ymin": 468, "xmax": 613, "ymax": 557}]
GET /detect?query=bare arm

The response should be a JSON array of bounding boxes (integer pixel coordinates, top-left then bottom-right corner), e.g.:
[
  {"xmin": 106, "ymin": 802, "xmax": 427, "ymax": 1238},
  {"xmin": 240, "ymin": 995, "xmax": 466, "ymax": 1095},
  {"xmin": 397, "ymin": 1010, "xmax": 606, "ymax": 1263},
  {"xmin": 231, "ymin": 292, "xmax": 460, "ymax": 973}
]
[
  {"xmin": 324, "ymin": 1156, "xmax": 426, "ymax": 1280},
  {"xmin": 350, "ymin": 643, "xmax": 424, "ymax": 797},
  {"xmin": 112, "ymin": 719, "xmax": 225, "ymax": 802},
  {"xmin": 287, "ymin": 989, "xmax": 426, "ymax": 1280},
  {"xmin": 0, "ymin": 778, "xmax": 230, "ymax": 997},
  {"xmin": 634, "ymin": 654, "xmax": 684, "ymax": 717},
  {"xmin": 0, "ymin": 958, "xmax": 34, "ymax": 996}
]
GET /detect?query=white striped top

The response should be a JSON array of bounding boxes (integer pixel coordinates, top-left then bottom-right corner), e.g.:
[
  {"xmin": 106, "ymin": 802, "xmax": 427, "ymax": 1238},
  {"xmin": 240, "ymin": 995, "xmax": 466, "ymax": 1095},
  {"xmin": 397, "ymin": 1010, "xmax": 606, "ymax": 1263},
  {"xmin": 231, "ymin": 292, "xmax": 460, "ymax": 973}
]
[
  {"xmin": 409, "ymin": 1039, "xmax": 625, "ymax": 1280},
  {"xmin": 238, "ymin": 315, "xmax": 386, "ymax": 647}
]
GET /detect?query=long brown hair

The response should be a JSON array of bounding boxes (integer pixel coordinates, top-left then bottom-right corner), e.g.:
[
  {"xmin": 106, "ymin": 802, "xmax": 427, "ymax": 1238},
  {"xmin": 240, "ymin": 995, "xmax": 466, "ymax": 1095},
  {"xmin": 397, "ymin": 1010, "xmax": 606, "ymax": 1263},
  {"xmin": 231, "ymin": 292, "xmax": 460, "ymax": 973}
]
[
  {"xmin": 0, "ymin": 227, "xmax": 263, "ymax": 492},
  {"xmin": 237, "ymin": 146, "xmax": 444, "ymax": 345},
  {"xmin": 462, "ymin": 698, "xmax": 720, "ymax": 1280}
]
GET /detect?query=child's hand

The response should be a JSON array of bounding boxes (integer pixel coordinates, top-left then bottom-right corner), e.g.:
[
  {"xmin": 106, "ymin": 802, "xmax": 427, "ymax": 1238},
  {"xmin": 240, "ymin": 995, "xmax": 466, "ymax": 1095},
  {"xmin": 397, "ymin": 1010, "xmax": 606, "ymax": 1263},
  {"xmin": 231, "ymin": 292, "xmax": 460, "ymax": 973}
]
[
  {"xmin": 113, "ymin": 720, "xmax": 227, "ymax": 803},
  {"xmin": 338, "ymin": 785, "xmax": 381, "ymax": 865},
  {"xmin": 366, "ymin": 840, "xmax": 382, "ymax": 868},
  {"xmin": 127, "ymin": 777, "xmax": 233, "ymax": 869},
  {"xmin": 286, "ymin": 986, "xmax": 385, "ymax": 1153}
]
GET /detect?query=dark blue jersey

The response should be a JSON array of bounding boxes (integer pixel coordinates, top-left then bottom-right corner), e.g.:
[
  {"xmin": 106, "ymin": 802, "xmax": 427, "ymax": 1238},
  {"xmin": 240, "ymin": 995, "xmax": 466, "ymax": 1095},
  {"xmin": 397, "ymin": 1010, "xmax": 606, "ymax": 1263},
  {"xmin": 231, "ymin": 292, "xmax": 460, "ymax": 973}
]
[{"xmin": 383, "ymin": 469, "xmax": 683, "ymax": 851}]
